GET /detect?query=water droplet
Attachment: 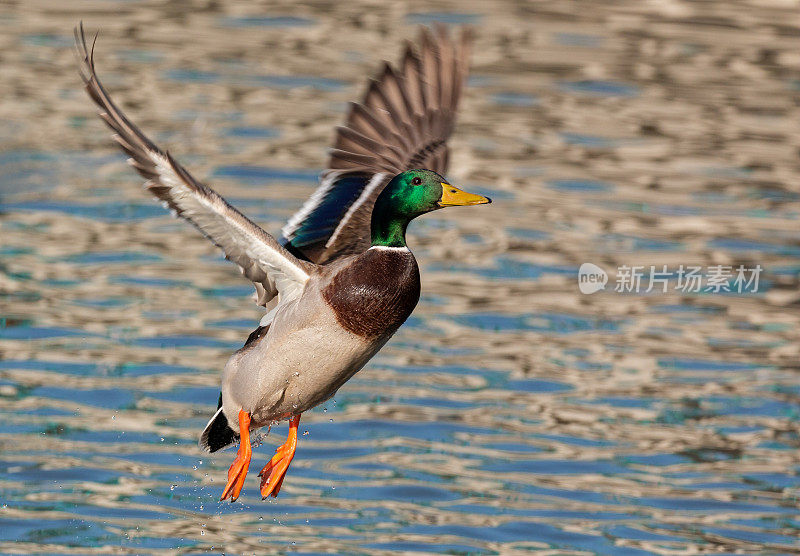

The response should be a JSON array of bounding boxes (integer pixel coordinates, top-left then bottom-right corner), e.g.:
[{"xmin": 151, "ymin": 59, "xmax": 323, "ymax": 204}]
[
  {"xmin": 293, "ymin": 371, "xmax": 299, "ymax": 376},
  {"xmin": 170, "ymin": 484, "xmax": 176, "ymax": 491},
  {"xmin": 200, "ymin": 530, "xmax": 205, "ymax": 536},
  {"xmin": 302, "ymin": 430, "xmax": 309, "ymax": 436}
]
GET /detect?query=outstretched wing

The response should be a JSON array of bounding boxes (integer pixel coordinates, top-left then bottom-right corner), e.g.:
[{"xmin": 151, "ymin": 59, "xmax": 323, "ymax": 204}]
[
  {"xmin": 75, "ymin": 24, "xmax": 312, "ymax": 307},
  {"xmin": 281, "ymin": 25, "xmax": 472, "ymax": 264}
]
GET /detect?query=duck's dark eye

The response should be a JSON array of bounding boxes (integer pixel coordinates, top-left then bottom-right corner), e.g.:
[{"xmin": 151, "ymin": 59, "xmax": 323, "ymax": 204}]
[{"xmin": 411, "ymin": 177, "xmax": 422, "ymax": 186}]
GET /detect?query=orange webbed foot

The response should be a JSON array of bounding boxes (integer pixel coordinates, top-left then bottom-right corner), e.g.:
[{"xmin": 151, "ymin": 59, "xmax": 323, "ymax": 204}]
[
  {"xmin": 220, "ymin": 410, "xmax": 251, "ymax": 502},
  {"xmin": 258, "ymin": 414, "xmax": 300, "ymax": 498}
]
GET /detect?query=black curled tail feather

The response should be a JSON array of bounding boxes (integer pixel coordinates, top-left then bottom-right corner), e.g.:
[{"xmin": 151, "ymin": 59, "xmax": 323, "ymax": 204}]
[{"xmin": 199, "ymin": 393, "xmax": 238, "ymax": 453}]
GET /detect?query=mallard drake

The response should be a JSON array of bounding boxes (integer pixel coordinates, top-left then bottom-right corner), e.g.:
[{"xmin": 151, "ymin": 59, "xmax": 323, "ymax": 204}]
[{"xmin": 76, "ymin": 23, "xmax": 489, "ymax": 501}]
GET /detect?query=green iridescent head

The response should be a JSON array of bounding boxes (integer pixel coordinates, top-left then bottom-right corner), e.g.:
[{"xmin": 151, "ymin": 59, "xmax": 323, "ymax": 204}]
[{"xmin": 370, "ymin": 169, "xmax": 491, "ymax": 247}]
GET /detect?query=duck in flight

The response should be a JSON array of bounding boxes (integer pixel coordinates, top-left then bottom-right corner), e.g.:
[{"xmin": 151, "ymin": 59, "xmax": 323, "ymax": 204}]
[{"xmin": 75, "ymin": 23, "xmax": 490, "ymax": 501}]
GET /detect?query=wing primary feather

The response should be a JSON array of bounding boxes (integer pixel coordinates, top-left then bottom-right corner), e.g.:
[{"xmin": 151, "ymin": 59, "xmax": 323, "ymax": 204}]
[
  {"xmin": 327, "ymin": 149, "xmax": 379, "ymax": 168},
  {"xmin": 434, "ymin": 24, "xmax": 454, "ymax": 119},
  {"xmin": 334, "ymin": 126, "xmax": 405, "ymax": 169},
  {"xmin": 373, "ymin": 65, "xmax": 419, "ymax": 147}
]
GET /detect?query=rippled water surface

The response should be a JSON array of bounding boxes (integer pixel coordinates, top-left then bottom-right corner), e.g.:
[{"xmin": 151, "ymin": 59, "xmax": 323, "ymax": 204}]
[{"xmin": 2, "ymin": 1, "xmax": 800, "ymax": 554}]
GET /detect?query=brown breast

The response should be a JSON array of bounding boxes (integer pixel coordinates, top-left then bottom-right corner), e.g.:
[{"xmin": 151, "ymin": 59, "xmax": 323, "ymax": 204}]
[{"xmin": 322, "ymin": 247, "xmax": 421, "ymax": 339}]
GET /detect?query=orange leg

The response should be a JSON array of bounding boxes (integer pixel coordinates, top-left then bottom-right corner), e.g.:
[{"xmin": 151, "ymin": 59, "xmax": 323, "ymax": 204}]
[
  {"xmin": 258, "ymin": 414, "xmax": 301, "ymax": 498},
  {"xmin": 220, "ymin": 410, "xmax": 251, "ymax": 502}
]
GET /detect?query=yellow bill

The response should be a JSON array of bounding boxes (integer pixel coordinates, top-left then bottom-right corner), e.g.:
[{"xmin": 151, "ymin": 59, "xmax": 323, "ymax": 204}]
[{"xmin": 437, "ymin": 183, "xmax": 492, "ymax": 207}]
